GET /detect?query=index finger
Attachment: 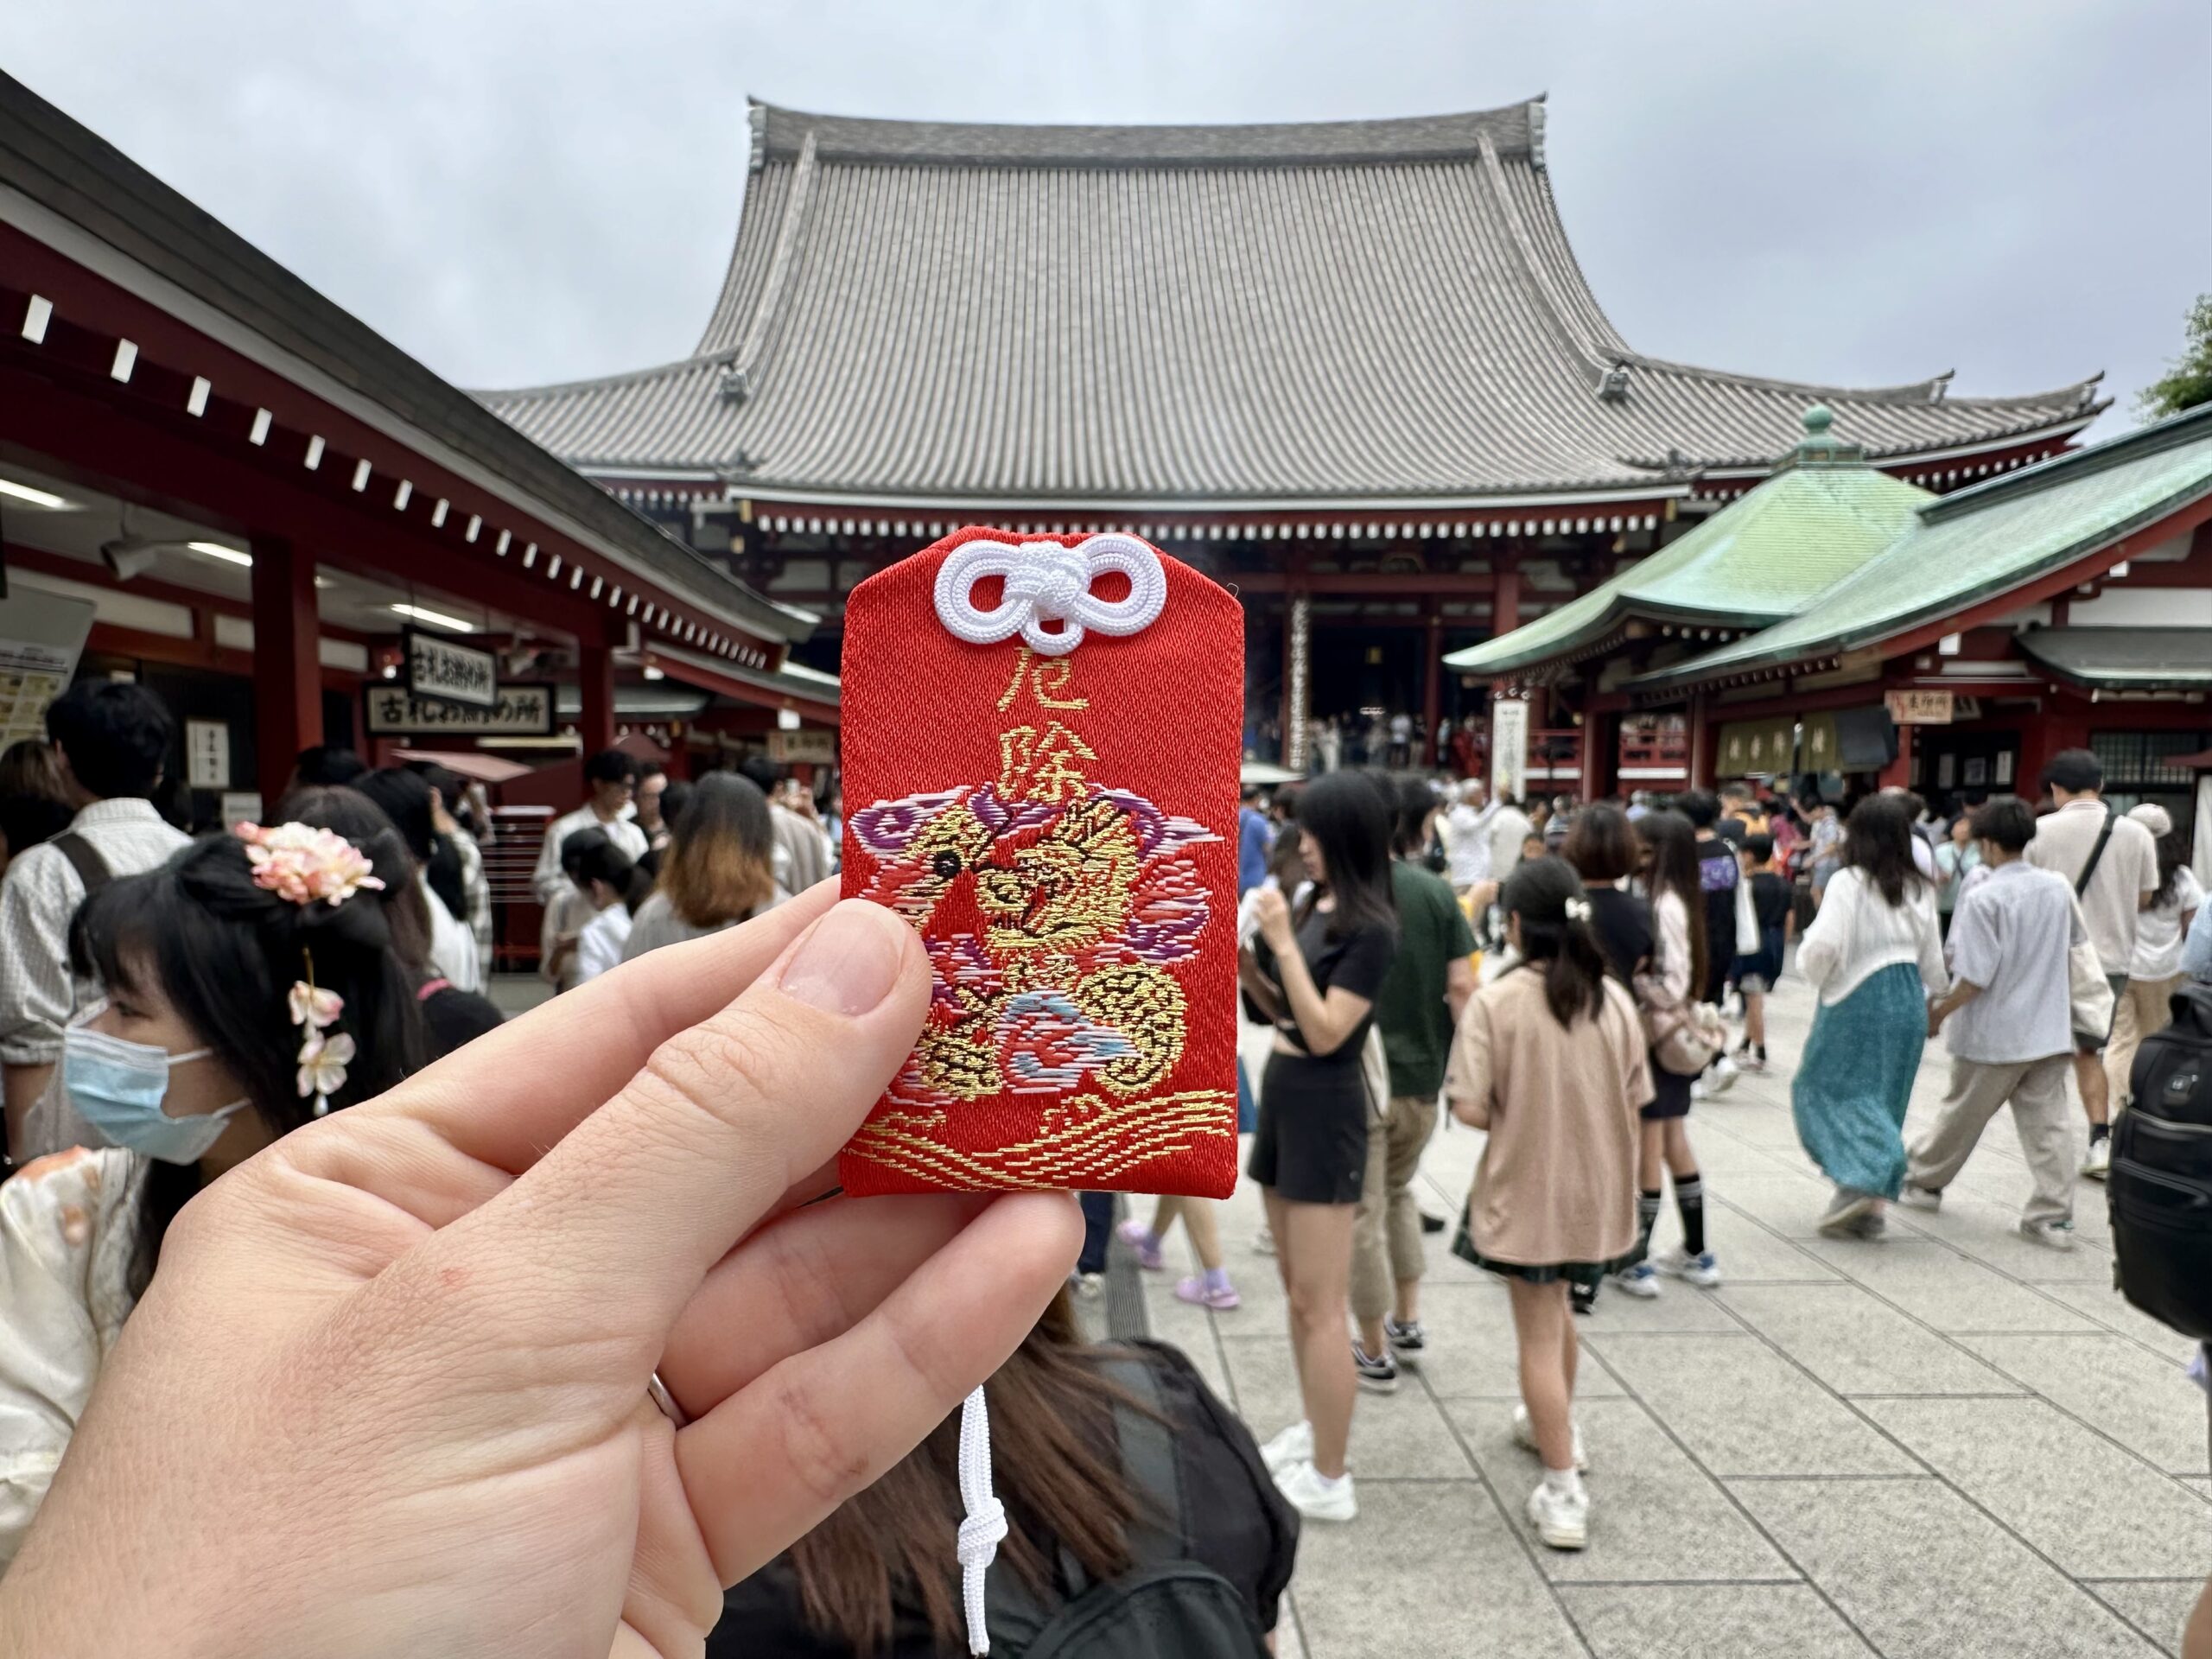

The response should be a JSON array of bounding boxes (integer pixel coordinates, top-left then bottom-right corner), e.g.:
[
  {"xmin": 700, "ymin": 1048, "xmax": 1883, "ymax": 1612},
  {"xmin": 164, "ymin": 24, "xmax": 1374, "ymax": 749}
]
[{"xmin": 378, "ymin": 882, "xmax": 837, "ymax": 1173}]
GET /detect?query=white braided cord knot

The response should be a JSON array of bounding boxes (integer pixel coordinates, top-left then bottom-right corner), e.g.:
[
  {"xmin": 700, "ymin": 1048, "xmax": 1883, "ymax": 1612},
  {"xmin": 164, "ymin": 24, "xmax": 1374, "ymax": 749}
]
[
  {"xmin": 955, "ymin": 1386, "xmax": 1002, "ymax": 1655},
  {"xmin": 933, "ymin": 531, "xmax": 1167, "ymax": 657}
]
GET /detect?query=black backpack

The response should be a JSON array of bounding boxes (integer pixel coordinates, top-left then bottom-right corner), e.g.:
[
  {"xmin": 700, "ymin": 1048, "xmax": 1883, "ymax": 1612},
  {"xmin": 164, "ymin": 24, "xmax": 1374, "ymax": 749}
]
[
  {"xmin": 2111, "ymin": 986, "xmax": 2212, "ymax": 1340},
  {"xmin": 981, "ymin": 1353, "xmax": 1268, "ymax": 1659}
]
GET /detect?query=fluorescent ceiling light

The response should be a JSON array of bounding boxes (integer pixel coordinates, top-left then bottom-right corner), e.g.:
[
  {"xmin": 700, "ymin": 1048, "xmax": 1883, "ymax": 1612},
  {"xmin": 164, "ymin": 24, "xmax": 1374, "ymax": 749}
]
[
  {"xmin": 391, "ymin": 602, "xmax": 478, "ymax": 633},
  {"xmin": 0, "ymin": 478, "xmax": 70, "ymax": 509},
  {"xmin": 186, "ymin": 540, "xmax": 253, "ymax": 567}
]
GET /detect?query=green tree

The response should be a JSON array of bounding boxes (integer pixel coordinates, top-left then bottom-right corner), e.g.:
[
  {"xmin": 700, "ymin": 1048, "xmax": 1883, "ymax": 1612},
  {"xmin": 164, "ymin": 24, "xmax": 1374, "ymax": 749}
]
[{"xmin": 2140, "ymin": 294, "xmax": 2212, "ymax": 418}]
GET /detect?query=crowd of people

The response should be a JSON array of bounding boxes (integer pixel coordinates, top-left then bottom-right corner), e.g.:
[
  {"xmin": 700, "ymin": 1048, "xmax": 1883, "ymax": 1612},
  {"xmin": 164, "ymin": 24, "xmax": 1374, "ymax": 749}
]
[{"xmin": 2, "ymin": 675, "xmax": 2209, "ymax": 1653}]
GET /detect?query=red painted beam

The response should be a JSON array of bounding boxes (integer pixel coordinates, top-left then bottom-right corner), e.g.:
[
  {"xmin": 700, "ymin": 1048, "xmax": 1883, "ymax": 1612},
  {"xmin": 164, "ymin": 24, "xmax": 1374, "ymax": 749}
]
[
  {"xmin": 1231, "ymin": 570, "xmax": 1501, "ymax": 595},
  {"xmin": 251, "ymin": 536, "xmax": 321, "ymax": 804}
]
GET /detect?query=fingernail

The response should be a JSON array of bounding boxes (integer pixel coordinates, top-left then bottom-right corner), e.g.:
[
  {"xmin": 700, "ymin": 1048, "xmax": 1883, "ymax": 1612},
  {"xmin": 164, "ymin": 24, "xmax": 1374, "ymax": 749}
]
[{"xmin": 779, "ymin": 901, "xmax": 904, "ymax": 1015}]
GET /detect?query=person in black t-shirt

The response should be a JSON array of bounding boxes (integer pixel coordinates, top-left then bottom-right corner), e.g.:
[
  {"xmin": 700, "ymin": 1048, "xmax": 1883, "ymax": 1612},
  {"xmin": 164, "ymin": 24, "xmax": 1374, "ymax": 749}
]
[
  {"xmin": 1731, "ymin": 834, "xmax": 1793, "ymax": 1072},
  {"xmin": 1240, "ymin": 772, "xmax": 1397, "ymax": 1526}
]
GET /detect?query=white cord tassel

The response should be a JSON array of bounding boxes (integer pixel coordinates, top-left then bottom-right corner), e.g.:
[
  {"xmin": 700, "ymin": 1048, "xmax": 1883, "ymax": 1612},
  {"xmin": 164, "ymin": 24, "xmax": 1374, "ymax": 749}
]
[{"xmin": 955, "ymin": 1385, "xmax": 1006, "ymax": 1656}]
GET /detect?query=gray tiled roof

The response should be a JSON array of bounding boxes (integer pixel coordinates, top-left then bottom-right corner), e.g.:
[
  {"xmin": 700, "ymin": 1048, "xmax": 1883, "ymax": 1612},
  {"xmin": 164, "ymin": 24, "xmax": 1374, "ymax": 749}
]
[{"xmin": 478, "ymin": 99, "xmax": 2104, "ymax": 508}]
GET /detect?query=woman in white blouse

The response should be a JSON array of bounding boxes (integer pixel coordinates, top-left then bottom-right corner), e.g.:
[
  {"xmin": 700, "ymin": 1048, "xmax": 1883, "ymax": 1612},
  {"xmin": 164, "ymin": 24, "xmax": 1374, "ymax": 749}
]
[
  {"xmin": 565, "ymin": 835, "xmax": 652, "ymax": 985},
  {"xmin": 1790, "ymin": 795, "xmax": 1948, "ymax": 1238}
]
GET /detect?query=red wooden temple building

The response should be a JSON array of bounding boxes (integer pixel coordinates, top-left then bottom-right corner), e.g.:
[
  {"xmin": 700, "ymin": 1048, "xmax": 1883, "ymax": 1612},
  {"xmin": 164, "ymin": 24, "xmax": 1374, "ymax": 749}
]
[{"xmin": 481, "ymin": 97, "xmax": 2106, "ymax": 768}]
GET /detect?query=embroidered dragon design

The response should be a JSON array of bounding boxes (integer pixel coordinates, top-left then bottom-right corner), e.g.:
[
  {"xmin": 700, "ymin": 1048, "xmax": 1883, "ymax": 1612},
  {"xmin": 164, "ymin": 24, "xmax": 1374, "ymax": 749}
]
[{"xmin": 849, "ymin": 783, "xmax": 1217, "ymax": 1110}]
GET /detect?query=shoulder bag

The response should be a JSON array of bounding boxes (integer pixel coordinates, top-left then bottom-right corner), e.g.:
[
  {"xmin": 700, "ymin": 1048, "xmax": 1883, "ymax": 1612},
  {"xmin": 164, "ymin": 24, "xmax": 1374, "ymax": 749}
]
[{"xmin": 2068, "ymin": 811, "xmax": 2120, "ymax": 1041}]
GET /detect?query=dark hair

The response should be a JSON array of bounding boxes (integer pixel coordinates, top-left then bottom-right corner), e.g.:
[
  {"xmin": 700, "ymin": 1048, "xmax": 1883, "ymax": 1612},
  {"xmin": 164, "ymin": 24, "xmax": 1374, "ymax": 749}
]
[
  {"xmin": 1744, "ymin": 832, "xmax": 1775, "ymax": 864},
  {"xmin": 1267, "ymin": 822, "xmax": 1307, "ymax": 887},
  {"xmin": 355, "ymin": 766, "xmax": 437, "ymax": 863},
  {"xmin": 2152, "ymin": 824, "xmax": 2190, "ymax": 909},
  {"xmin": 1968, "ymin": 794, "xmax": 2037, "ymax": 854},
  {"xmin": 45, "ymin": 679, "xmax": 174, "ymax": 799},
  {"xmin": 658, "ymin": 772, "xmax": 777, "ymax": 926},
  {"xmin": 1637, "ymin": 809, "xmax": 1707, "ymax": 994},
  {"xmin": 584, "ymin": 747, "xmax": 639, "ymax": 787},
  {"xmin": 1503, "ymin": 855, "xmax": 1609, "ymax": 1026},
  {"xmin": 1675, "ymin": 789, "xmax": 1719, "ymax": 830},
  {"xmin": 738, "ymin": 752, "xmax": 782, "ymax": 793},
  {"xmin": 1842, "ymin": 792, "xmax": 1928, "ymax": 907},
  {"xmin": 785, "ymin": 1291, "xmax": 1144, "ymax": 1650},
  {"xmin": 1561, "ymin": 803, "xmax": 1637, "ymax": 884},
  {"xmin": 1374, "ymin": 772, "xmax": 1429, "ymax": 859},
  {"xmin": 0, "ymin": 738, "xmax": 73, "ymax": 860},
  {"xmin": 563, "ymin": 825, "xmax": 651, "ymax": 915},
  {"xmin": 1290, "ymin": 770, "xmax": 1396, "ymax": 943},
  {"xmin": 411, "ymin": 762, "xmax": 479, "ymax": 836},
  {"xmin": 1719, "ymin": 782, "xmax": 1751, "ymax": 804},
  {"xmin": 293, "ymin": 745, "xmax": 368, "ymax": 788},
  {"xmin": 639, "ymin": 760, "xmax": 666, "ymax": 784},
  {"xmin": 73, "ymin": 832, "xmax": 426, "ymax": 1294},
  {"xmin": 2040, "ymin": 748, "xmax": 2103, "ymax": 796},
  {"xmin": 275, "ymin": 785, "xmax": 438, "ymax": 974}
]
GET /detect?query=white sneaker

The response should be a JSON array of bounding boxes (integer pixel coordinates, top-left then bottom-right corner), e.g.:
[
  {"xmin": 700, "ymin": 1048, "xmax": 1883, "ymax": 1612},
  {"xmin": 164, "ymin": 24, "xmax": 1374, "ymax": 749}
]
[
  {"xmin": 1818, "ymin": 1189, "xmax": 1879, "ymax": 1237},
  {"xmin": 1897, "ymin": 1185, "xmax": 1942, "ymax": 1211},
  {"xmin": 1274, "ymin": 1459, "xmax": 1357, "ymax": 1522},
  {"xmin": 2082, "ymin": 1138, "xmax": 2112, "ymax": 1180},
  {"xmin": 1526, "ymin": 1478, "xmax": 1588, "ymax": 1550},
  {"xmin": 1705, "ymin": 1054, "xmax": 1741, "ymax": 1096},
  {"xmin": 1653, "ymin": 1248, "xmax": 1721, "ymax": 1288},
  {"xmin": 2019, "ymin": 1217, "xmax": 2077, "ymax": 1252},
  {"xmin": 1612, "ymin": 1262, "xmax": 1662, "ymax": 1299},
  {"xmin": 1260, "ymin": 1419, "xmax": 1313, "ymax": 1476},
  {"xmin": 1512, "ymin": 1404, "xmax": 1588, "ymax": 1471}
]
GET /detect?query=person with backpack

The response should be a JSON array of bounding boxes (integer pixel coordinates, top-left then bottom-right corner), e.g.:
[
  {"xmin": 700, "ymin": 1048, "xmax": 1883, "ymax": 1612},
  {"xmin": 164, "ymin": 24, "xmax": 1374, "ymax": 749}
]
[
  {"xmin": 1901, "ymin": 797, "xmax": 2087, "ymax": 1249},
  {"xmin": 1446, "ymin": 857, "xmax": 1650, "ymax": 1551},
  {"xmin": 710, "ymin": 1290, "xmax": 1297, "ymax": 1657},
  {"xmin": 1791, "ymin": 794, "xmax": 1948, "ymax": 1238},
  {"xmin": 0, "ymin": 682, "xmax": 189, "ymax": 1166},
  {"xmin": 2024, "ymin": 749, "xmax": 2159, "ymax": 1177}
]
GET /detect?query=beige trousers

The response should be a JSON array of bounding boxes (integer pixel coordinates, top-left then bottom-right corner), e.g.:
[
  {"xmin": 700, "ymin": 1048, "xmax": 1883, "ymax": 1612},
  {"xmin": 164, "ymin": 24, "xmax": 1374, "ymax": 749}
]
[
  {"xmin": 1906, "ymin": 1054, "xmax": 2075, "ymax": 1227},
  {"xmin": 2107, "ymin": 975, "xmax": 2181, "ymax": 1109},
  {"xmin": 1351, "ymin": 1093, "xmax": 1440, "ymax": 1325}
]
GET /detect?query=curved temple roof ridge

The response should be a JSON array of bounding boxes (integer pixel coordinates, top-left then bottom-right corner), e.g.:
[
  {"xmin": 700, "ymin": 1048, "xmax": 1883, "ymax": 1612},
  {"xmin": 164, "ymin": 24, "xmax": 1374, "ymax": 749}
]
[{"xmin": 474, "ymin": 100, "xmax": 2107, "ymax": 505}]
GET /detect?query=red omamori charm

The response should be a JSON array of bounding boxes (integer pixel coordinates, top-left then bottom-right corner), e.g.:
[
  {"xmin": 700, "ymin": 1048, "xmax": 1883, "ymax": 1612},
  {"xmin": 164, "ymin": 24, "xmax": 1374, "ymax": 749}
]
[{"xmin": 836, "ymin": 527, "xmax": 1242, "ymax": 1197}]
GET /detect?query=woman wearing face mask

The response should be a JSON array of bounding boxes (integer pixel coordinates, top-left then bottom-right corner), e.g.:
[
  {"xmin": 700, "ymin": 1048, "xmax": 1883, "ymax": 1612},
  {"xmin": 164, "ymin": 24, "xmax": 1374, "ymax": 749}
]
[{"xmin": 0, "ymin": 822, "xmax": 423, "ymax": 1569}]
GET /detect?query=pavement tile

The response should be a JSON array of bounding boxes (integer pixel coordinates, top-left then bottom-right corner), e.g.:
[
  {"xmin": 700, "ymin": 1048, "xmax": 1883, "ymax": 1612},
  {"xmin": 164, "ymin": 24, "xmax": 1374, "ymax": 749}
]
[
  {"xmin": 1403, "ymin": 1283, "xmax": 1629, "ymax": 1399},
  {"xmin": 1800, "ymin": 1237, "xmax": 2101, "ymax": 1332},
  {"xmin": 1443, "ymin": 1397, "xmax": 1795, "ymax": 1582},
  {"xmin": 1587, "ymin": 1332, "xmax": 1918, "ymax": 1478},
  {"xmin": 1717, "ymin": 1282, "xmax": 2023, "ymax": 1396},
  {"xmin": 1556, "ymin": 1583, "xmax": 1877, "ymax": 1659},
  {"xmin": 1896, "ymin": 1190, "xmax": 2116, "ymax": 1282},
  {"xmin": 2037, "ymin": 1281, "xmax": 2202, "ymax": 1357},
  {"xmin": 1218, "ymin": 1332, "xmax": 1473, "ymax": 1479},
  {"xmin": 1650, "ymin": 1202, "xmax": 1846, "ymax": 1283},
  {"xmin": 1861, "ymin": 1396, "xmax": 2212, "ymax": 1576},
  {"xmin": 1288, "ymin": 1479, "xmax": 1586, "ymax": 1659},
  {"xmin": 2083, "ymin": 1581, "xmax": 2210, "ymax": 1656},
  {"xmin": 1706, "ymin": 1170, "xmax": 1859, "ymax": 1238},
  {"xmin": 1956, "ymin": 1333, "xmax": 2212, "ymax": 1476},
  {"xmin": 1734, "ymin": 1477, "xmax": 2163, "ymax": 1659}
]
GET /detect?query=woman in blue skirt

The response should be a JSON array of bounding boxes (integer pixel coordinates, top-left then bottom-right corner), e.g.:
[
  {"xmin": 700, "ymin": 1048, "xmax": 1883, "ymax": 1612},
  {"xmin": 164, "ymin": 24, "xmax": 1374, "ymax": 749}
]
[{"xmin": 1792, "ymin": 794, "xmax": 1948, "ymax": 1237}]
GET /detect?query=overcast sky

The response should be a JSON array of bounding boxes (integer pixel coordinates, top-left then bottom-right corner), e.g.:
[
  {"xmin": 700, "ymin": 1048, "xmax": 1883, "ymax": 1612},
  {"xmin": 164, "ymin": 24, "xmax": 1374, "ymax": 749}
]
[{"xmin": 6, "ymin": 2, "xmax": 2206, "ymax": 438}]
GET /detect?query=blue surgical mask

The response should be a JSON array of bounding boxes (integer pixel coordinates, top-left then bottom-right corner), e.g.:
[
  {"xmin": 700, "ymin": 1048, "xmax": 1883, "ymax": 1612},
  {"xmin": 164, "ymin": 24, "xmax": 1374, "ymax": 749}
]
[{"xmin": 61, "ymin": 1018, "xmax": 247, "ymax": 1166}]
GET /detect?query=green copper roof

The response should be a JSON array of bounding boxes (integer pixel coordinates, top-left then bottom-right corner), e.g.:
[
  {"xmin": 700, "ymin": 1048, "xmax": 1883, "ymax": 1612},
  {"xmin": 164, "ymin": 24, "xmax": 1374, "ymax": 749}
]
[
  {"xmin": 2015, "ymin": 628, "xmax": 2212, "ymax": 690},
  {"xmin": 1445, "ymin": 410, "xmax": 1928, "ymax": 677},
  {"xmin": 1629, "ymin": 402, "xmax": 2212, "ymax": 694}
]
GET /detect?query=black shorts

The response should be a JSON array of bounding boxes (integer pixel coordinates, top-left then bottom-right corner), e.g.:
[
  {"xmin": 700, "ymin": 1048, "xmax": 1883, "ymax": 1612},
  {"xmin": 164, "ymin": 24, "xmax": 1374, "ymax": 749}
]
[{"xmin": 1248, "ymin": 1051, "xmax": 1369, "ymax": 1205}]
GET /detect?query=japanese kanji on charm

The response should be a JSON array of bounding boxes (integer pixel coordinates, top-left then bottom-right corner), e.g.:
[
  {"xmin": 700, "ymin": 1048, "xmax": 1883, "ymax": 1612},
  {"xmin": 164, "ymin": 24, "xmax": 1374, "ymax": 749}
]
[{"xmin": 836, "ymin": 527, "xmax": 1243, "ymax": 1198}]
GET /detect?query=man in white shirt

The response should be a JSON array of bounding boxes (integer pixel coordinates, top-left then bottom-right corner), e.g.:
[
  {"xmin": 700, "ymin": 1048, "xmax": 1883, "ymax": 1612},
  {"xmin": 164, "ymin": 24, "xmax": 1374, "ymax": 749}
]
[
  {"xmin": 742, "ymin": 754, "xmax": 831, "ymax": 894},
  {"xmin": 531, "ymin": 748, "xmax": 649, "ymax": 906},
  {"xmin": 1486, "ymin": 791, "xmax": 1535, "ymax": 887},
  {"xmin": 1907, "ymin": 797, "xmax": 2087, "ymax": 1249},
  {"xmin": 2023, "ymin": 749, "xmax": 2158, "ymax": 1176},
  {"xmin": 0, "ymin": 682, "xmax": 190, "ymax": 1161},
  {"xmin": 1442, "ymin": 779, "xmax": 1495, "ymax": 894}
]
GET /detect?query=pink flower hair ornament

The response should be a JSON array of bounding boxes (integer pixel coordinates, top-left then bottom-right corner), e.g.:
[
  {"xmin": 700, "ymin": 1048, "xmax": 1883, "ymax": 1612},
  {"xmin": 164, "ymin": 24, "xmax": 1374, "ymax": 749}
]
[{"xmin": 234, "ymin": 822, "xmax": 386, "ymax": 908}]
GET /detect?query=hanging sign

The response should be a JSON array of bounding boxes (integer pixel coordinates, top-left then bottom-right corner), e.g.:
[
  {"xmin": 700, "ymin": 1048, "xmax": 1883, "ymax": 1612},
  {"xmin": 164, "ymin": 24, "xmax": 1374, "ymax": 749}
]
[
  {"xmin": 1491, "ymin": 696, "xmax": 1530, "ymax": 803},
  {"xmin": 836, "ymin": 528, "xmax": 1241, "ymax": 1198},
  {"xmin": 767, "ymin": 728, "xmax": 836, "ymax": 765},
  {"xmin": 365, "ymin": 682, "xmax": 555, "ymax": 736},
  {"xmin": 185, "ymin": 719, "xmax": 232, "ymax": 790},
  {"xmin": 404, "ymin": 627, "xmax": 499, "ymax": 709},
  {"xmin": 1885, "ymin": 689, "xmax": 1955, "ymax": 726}
]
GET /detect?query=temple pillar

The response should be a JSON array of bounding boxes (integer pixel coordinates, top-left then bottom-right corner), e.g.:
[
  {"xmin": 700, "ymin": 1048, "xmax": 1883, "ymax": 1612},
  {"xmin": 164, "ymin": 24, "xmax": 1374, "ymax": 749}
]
[
  {"xmin": 1282, "ymin": 590, "xmax": 1311, "ymax": 770},
  {"xmin": 250, "ymin": 534, "xmax": 320, "ymax": 810},
  {"xmin": 1422, "ymin": 606, "xmax": 1442, "ymax": 766},
  {"xmin": 578, "ymin": 642, "xmax": 616, "ymax": 757}
]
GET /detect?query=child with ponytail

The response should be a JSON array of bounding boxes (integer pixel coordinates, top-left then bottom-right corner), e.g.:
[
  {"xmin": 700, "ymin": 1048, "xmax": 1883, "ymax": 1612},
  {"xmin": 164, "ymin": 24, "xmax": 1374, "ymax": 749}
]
[{"xmin": 1445, "ymin": 855, "xmax": 1652, "ymax": 1553}]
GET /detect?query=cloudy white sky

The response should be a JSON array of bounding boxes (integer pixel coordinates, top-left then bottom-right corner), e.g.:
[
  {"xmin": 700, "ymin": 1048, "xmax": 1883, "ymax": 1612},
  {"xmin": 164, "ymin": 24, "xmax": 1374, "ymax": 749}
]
[{"xmin": 5, "ymin": 2, "xmax": 2206, "ymax": 435}]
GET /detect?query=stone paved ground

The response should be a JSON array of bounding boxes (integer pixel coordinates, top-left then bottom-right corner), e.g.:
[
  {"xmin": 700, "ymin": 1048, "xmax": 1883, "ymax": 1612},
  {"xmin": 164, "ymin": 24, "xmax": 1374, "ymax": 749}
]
[{"xmin": 1118, "ymin": 972, "xmax": 2212, "ymax": 1659}]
